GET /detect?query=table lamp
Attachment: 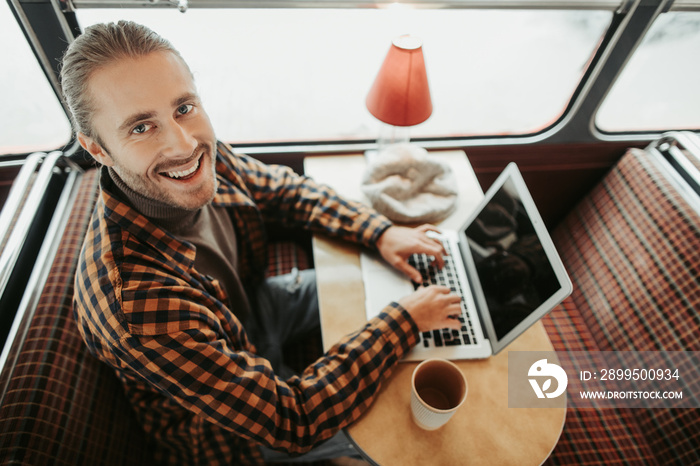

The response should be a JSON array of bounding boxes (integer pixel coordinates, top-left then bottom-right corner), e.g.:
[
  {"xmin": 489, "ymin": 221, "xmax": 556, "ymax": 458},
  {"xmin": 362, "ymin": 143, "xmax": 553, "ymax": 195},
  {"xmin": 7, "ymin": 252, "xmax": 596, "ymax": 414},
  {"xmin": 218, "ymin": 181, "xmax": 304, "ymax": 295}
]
[
  {"xmin": 366, "ymin": 34, "xmax": 432, "ymax": 158},
  {"xmin": 362, "ymin": 35, "xmax": 456, "ymax": 224}
]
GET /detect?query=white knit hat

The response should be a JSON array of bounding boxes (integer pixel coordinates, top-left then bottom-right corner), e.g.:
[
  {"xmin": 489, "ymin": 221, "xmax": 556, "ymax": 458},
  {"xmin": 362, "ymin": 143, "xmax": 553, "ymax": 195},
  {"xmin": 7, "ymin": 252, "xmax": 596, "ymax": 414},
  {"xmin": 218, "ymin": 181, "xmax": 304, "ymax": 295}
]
[{"xmin": 361, "ymin": 144, "xmax": 458, "ymax": 224}]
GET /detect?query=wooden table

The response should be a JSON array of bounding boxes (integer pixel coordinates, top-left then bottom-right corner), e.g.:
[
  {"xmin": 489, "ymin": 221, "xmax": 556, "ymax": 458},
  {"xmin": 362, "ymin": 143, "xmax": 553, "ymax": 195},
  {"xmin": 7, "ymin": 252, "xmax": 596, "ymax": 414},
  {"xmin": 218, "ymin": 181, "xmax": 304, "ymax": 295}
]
[{"xmin": 304, "ymin": 150, "xmax": 565, "ymax": 465}]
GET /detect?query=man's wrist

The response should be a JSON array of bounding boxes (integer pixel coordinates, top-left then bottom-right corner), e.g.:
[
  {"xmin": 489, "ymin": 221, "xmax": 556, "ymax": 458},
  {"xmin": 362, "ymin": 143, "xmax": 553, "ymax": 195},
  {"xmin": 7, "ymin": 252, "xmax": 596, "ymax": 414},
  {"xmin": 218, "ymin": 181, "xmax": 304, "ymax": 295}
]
[{"xmin": 369, "ymin": 220, "xmax": 393, "ymax": 250}]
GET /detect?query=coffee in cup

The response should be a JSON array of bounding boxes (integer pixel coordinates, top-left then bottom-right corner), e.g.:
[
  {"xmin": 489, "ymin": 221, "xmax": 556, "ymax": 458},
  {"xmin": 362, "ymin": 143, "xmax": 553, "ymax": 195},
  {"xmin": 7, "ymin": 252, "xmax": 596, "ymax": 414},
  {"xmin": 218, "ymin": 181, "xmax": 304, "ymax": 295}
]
[{"xmin": 410, "ymin": 358, "xmax": 468, "ymax": 430}]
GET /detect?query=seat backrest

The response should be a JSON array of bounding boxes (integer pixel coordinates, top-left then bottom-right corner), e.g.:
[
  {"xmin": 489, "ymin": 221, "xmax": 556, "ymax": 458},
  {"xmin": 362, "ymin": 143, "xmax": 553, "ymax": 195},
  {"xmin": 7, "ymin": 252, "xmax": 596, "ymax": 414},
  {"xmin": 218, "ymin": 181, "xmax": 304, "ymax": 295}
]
[
  {"xmin": 0, "ymin": 168, "xmax": 153, "ymax": 466},
  {"xmin": 551, "ymin": 146, "xmax": 700, "ymax": 465},
  {"xmin": 553, "ymin": 147, "xmax": 699, "ymax": 353}
]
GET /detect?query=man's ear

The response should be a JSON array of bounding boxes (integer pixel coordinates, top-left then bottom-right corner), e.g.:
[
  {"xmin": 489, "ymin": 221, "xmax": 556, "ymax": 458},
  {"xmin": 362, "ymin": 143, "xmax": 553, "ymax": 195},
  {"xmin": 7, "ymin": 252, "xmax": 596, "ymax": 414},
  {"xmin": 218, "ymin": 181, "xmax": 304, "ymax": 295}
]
[{"xmin": 77, "ymin": 132, "xmax": 114, "ymax": 167}]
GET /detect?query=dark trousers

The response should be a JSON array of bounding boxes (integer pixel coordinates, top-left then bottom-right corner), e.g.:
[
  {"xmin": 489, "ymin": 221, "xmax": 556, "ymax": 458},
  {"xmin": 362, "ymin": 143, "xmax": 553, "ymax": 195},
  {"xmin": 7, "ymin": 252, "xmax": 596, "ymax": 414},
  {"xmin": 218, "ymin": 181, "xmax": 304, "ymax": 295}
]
[{"xmin": 247, "ymin": 269, "xmax": 362, "ymax": 463}]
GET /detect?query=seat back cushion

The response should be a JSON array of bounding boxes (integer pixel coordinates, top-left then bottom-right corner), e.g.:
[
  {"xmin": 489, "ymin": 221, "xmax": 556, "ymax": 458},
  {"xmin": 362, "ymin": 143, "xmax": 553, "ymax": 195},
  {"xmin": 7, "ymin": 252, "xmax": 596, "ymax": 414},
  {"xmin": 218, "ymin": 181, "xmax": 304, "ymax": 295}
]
[
  {"xmin": 0, "ymin": 169, "xmax": 153, "ymax": 466},
  {"xmin": 553, "ymin": 148, "xmax": 699, "ymax": 353},
  {"xmin": 545, "ymin": 148, "xmax": 700, "ymax": 465}
]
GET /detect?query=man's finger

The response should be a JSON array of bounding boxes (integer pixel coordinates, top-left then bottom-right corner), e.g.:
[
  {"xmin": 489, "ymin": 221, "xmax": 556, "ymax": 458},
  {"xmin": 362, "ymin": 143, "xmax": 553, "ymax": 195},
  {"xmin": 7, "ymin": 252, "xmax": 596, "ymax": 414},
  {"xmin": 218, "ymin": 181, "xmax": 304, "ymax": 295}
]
[
  {"xmin": 427, "ymin": 285, "xmax": 452, "ymax": 294},
  {"xmin": 421, "ymin": 236, "xmax": 445, "ymax": 253},
  {"xmin": 419, "ymin": 232, "xmax": 447, "ymax": 263},
  {"xmin": 445, "ymin": 319, "xmax": 463, "ymax": 331},
  {"xmin": 395, "ymin": 260, "xmax": 422, "ymax": 283},
  {"xmin": 421, "ymin": 249, "xmax": 445, "ymax": 269},
  {"xmin": 417, "ymin": 224, "xmax": 441, "ymax": 234}
]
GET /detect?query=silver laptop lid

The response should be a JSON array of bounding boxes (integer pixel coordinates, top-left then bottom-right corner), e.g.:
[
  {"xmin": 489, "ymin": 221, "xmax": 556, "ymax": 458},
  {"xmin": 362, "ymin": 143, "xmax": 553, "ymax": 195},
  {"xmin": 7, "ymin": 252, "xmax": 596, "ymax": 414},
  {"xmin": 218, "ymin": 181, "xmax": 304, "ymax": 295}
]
[{"xmin": 457, "ymin": 163, "xmax": 573, "ymax": 354}]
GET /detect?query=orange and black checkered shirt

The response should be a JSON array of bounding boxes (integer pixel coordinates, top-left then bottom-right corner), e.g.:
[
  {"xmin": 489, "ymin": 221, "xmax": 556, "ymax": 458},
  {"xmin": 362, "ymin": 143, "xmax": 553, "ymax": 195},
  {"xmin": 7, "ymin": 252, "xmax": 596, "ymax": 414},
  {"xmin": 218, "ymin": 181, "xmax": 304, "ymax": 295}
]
[{"xmin": 73, "ymin": 142, "xmax": 420, "ymax": 465}]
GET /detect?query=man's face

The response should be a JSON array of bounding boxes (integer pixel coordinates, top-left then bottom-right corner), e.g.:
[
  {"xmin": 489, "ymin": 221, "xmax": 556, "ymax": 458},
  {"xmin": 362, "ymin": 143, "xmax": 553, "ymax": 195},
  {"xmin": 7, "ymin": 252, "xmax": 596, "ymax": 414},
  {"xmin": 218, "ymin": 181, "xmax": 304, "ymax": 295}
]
[{"xmin": 78, "ymin": 51, "xmax": 218, "ymax": 210}]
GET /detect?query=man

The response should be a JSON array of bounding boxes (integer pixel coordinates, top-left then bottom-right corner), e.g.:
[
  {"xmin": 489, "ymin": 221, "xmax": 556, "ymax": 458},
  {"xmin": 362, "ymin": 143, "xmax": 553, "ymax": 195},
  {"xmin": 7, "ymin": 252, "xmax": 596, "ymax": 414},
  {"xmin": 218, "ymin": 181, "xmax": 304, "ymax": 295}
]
[{"xmin": 65, "ymin": 21, "xmax": 462, "ymax": 465}]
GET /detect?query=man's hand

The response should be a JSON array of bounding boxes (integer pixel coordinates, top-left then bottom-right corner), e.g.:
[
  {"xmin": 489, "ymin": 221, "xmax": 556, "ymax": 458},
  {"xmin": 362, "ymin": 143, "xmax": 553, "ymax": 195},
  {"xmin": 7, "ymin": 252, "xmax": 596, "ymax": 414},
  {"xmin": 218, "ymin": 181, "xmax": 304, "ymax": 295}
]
[
  {"xmin": 398, "ymin": 286, "xmax": 463, "ymax": 332},
  {"xmin": 376, "ymin": 225, "xmax": 446, "ymax": 283}
]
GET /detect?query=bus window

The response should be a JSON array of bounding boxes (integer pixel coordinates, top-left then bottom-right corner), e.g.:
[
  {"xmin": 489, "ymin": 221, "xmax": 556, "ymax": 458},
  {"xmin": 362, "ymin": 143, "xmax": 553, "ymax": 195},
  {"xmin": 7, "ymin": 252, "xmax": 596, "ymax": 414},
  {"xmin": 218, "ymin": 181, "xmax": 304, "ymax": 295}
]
[
  {"xmin": 0, "ymin": 1, "xmax": 71, "ymax": 156},
  {"xmin": 597, "ymin": 11, "xmax": 700, "ymax": 132},
  {"xmin": 76, "ymin": 7, "xmax": 611, "ymax": 145}
]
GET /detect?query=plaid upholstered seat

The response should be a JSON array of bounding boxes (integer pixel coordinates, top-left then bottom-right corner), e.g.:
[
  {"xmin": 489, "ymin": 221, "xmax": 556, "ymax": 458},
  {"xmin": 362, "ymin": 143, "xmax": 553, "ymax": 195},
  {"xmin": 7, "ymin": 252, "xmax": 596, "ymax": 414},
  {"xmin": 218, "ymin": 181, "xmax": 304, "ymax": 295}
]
[
  {"xmin": 0, "ymin": 169, "xmax": 153, "ymax": 465},
  {"xmin": 543, "ymin": 149, "xmax": 700, "ymax": 465},
  {"xmin": 0, "ymin": 167, "xmax": 317, "ymax": 465}
]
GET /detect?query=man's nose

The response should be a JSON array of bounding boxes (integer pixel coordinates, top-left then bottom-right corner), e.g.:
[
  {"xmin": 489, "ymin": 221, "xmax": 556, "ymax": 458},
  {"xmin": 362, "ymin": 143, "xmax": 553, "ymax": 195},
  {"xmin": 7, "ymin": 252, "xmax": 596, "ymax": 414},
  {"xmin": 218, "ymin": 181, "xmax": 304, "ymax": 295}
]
[{"xmin": 161, "ymin": 119, "xmax": 197, "ymax": 158}]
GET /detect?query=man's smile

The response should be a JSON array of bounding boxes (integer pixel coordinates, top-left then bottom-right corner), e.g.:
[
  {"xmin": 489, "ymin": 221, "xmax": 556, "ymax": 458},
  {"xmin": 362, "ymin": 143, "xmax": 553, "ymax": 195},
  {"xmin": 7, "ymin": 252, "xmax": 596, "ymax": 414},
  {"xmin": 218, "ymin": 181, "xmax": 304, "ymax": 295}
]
[{"xmin": 160, "ymin": 153, "xmax": 202, "ymax": 180}]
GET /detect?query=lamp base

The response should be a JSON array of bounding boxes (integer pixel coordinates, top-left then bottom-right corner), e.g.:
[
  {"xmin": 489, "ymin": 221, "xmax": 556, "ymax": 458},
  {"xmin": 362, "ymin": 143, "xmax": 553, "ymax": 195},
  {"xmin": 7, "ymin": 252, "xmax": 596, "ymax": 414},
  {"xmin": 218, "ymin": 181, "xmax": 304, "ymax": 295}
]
[
  {"xmin": 366, "ymin": 123, "xmax": 412, "ymax": 163},
  {"xmin": 377, "ymin": 123, "xmax": 410, "ymax": 151},
  {"xmin": 364, "ymin": 149, "xmax": 379, "ymax": 164}
]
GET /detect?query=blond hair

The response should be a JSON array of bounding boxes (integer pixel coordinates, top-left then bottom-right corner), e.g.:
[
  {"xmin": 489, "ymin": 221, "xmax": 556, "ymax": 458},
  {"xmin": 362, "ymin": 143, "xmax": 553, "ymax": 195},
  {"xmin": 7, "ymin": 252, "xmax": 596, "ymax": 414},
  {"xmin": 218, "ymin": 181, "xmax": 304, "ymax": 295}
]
[{"xmin": 60, "ymin": 20, "xmax": 188, "ymax": 140}]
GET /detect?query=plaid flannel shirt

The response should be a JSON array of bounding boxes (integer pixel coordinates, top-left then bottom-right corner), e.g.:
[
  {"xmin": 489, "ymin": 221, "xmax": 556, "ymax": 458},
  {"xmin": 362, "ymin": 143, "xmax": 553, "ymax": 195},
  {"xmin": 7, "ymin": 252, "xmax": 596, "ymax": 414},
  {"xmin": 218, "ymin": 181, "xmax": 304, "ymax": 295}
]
[{"xmin": 73, "ymin": 142, "xmax": 420, "ymax": 465}]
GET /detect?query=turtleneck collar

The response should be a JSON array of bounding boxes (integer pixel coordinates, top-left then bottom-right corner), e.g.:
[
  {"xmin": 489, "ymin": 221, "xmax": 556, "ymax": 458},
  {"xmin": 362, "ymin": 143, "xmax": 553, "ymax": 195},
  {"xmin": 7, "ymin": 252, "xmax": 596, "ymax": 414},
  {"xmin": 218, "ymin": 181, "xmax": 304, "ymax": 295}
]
[{"xmin": 107, "ymin": 167, "xmax": 200, "ymax": 233}]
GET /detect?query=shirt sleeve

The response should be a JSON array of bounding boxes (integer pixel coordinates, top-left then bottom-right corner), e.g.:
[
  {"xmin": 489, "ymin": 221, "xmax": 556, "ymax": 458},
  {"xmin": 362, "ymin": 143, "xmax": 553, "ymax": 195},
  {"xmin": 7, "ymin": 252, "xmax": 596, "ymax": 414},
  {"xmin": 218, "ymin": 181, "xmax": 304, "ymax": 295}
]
[
  {"xmin": 228, "ymin": 148, "xmax": 392, "ymax": 249},
  {"xmin": 115, "ymin": 302, "xmax": 419, "ymax": 453}
]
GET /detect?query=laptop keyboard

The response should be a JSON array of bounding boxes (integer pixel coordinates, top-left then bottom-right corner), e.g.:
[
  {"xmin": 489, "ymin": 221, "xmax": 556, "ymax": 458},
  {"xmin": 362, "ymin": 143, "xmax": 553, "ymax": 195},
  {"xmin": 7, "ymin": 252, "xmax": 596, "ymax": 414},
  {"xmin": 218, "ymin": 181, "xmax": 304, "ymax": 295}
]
[{"xmin": 409, "ymin": 240, "xmax": 478, "ymax": 348}]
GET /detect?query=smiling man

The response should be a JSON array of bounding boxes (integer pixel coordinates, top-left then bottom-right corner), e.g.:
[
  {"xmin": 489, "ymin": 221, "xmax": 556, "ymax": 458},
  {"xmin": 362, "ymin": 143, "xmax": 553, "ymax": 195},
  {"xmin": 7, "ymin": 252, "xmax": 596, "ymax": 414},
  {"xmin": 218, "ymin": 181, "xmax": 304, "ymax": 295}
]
[
  {"xmin": 76, "ymin": 51, "xmax": 218, "ymax": 210},
  {"xmin": 64, "ymin": 21, "xmax": 461, "ymax": 465}
]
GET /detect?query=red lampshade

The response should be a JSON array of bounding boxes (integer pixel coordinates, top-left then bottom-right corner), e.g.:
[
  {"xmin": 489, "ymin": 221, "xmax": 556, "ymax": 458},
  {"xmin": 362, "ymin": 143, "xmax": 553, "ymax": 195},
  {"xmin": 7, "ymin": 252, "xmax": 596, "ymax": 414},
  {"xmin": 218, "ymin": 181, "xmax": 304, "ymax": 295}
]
[{"xmin": 366, "ymin": 35, "xmax": 433, "ymax": 127}]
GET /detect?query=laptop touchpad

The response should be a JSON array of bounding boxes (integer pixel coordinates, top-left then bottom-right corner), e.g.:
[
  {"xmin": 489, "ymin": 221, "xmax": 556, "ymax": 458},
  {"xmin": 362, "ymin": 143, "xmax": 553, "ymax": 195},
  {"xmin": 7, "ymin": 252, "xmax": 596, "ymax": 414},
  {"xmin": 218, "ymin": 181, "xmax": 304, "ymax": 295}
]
[{"xmin": 360, "ymin": 251, "xmax": 415, "ymax": 320}]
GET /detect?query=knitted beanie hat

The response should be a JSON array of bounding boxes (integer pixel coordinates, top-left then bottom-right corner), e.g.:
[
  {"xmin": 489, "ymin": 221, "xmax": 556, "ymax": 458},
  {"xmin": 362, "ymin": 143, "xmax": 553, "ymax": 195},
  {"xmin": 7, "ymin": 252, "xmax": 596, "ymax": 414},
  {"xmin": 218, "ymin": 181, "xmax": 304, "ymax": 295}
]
[{"xmin": 361, "ymin": 144, "xmax": 458, "ymax": 224}]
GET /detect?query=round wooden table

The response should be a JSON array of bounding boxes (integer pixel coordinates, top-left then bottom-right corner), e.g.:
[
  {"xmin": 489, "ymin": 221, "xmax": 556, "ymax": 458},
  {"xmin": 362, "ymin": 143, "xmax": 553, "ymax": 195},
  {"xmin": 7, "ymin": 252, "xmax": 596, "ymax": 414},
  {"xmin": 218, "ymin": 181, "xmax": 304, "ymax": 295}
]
[{"xmin": 346, "ymin": 322, "xmax": 565, "ymax": 465}]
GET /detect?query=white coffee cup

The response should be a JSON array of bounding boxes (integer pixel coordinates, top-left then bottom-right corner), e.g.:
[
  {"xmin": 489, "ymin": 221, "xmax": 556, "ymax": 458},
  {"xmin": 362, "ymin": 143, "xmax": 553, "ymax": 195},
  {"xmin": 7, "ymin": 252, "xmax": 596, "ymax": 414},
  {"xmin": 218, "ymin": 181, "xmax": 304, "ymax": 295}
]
[{"xmin": 410, "ymin": 358, "xmax": 468, "ymax": 430}]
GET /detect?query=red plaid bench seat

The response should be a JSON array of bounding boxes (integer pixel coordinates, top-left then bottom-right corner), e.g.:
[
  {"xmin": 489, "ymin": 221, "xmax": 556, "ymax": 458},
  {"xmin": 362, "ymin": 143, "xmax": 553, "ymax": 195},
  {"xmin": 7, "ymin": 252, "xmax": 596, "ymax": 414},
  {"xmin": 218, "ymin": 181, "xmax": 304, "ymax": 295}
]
[
  {"xmin": 0, "ymin": 167, "xmax": 318, "ymax": 465},
  {"xmin": 0, "ymin": 169, "xmax": 153, "ymax": 465},
  {"xmin": 543, "ymin": 149, "xmax": 700, "ymax": 465}
]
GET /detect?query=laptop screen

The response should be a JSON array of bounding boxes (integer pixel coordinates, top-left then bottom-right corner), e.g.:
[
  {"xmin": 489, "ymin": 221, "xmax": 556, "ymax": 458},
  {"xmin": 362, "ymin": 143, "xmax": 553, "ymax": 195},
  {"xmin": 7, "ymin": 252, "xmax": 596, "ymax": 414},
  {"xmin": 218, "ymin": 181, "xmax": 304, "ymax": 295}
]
[{"xmin": 460, "ymin": 165, "xmax": 568, "ymax": 349}]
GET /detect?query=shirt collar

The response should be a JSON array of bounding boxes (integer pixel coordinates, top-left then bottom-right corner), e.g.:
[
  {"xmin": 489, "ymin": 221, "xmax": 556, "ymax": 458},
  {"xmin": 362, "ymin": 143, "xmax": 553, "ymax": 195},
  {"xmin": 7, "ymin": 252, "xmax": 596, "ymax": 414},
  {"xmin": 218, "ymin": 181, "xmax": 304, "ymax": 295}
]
[
  {"xmin": 99, "ymin": 167, "xmax": 197, "ymax": 267},
  {"xmin": 107, "ymin": 167, "xmax": 199, "ymax": 233},
  {"xmin": 97, "ymin": 142, "xmax": 255, "ymax": 266}
]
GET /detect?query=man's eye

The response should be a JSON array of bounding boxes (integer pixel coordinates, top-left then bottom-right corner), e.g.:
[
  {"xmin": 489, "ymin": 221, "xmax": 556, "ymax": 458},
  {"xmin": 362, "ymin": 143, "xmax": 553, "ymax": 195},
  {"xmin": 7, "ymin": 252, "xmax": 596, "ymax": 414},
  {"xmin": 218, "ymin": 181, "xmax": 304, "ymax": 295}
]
[
  {"xmin": 177, "ymin": 104, "xmax": 193, "ymax": 115},
  {"xmin": 132, "ymin": 123, "xmax": 150, "ymax": 134}
]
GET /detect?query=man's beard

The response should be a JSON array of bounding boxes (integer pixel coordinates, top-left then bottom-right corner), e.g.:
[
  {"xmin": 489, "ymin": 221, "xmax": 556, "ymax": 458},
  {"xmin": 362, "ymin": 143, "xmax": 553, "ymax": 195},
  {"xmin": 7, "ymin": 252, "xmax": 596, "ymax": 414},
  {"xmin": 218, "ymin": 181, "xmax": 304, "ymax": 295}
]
[{"xmin": 110, "ymin": 142, "xmax": 217, "ymax": 211}]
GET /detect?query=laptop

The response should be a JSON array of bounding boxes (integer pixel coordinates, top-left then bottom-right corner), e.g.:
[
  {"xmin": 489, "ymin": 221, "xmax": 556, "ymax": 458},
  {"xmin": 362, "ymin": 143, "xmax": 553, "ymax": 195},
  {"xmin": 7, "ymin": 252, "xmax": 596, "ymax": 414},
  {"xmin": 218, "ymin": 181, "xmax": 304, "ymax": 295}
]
[{"xmin": 361, "ymin": 162, "xmax": 573, "ymax": 361}]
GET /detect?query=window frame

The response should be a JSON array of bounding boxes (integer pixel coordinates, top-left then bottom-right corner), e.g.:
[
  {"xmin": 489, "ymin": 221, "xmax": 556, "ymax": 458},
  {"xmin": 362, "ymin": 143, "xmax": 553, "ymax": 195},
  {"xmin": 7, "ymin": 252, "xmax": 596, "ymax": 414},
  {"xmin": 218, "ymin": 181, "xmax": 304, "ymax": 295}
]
[{"xmin": 7, "ymin": 0, "xmax": 698, "ymax": 157}]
